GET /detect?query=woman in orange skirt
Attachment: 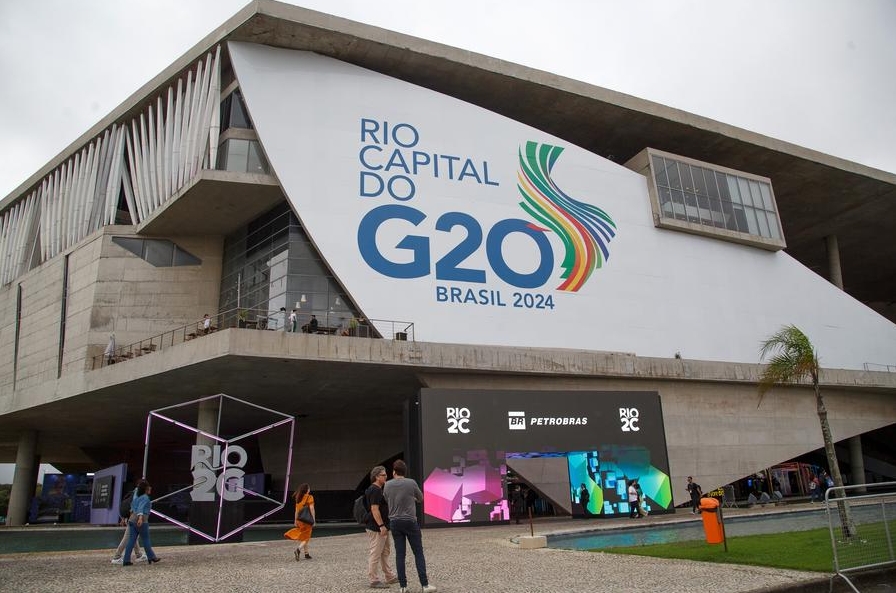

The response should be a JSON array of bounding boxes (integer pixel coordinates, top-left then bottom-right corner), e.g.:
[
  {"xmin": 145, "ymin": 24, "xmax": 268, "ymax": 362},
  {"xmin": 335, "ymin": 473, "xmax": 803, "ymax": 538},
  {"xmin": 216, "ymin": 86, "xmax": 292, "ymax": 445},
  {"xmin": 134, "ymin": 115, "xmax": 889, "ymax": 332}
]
[{"xmin": 284, "ymin": 483, "xmax": 315, "ymax": 560}]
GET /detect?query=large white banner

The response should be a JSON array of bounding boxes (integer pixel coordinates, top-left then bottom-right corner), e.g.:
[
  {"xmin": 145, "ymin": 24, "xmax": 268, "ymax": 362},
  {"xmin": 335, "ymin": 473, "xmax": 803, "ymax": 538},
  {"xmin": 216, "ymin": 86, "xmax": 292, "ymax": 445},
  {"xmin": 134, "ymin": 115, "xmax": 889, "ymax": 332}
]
[{"xmin": 229, "ymin": 42, "xmax": 896, "ymax": 369}]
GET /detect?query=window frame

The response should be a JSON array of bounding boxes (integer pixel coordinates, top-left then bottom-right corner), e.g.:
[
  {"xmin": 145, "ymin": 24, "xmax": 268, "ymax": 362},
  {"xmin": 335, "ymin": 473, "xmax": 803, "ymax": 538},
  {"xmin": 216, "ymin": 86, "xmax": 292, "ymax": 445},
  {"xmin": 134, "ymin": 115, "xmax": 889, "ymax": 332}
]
[{"xmin": 627, "ymin": 148, "xmax": 786, "ymax": 251}]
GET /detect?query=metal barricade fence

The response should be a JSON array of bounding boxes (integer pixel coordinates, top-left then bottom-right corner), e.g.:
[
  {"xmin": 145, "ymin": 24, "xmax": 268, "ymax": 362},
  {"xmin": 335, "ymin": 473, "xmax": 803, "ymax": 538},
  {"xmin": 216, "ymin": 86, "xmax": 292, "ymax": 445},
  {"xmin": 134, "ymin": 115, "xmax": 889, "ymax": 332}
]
[{"xmin": 825, "ymin": 481, "xmax": 896, "ymax": 593}]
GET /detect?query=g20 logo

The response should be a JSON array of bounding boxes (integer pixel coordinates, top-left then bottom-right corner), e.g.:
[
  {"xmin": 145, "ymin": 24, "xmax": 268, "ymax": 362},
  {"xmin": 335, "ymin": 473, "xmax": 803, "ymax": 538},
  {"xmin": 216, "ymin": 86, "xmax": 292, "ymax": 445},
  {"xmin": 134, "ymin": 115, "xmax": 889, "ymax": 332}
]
[
  {"xmin": 359, "ymin": 205, "xmax": 554, "ymax": 289},
  {"xmin": 620, "ymin": 407, "xmax": 640, "ymax": 432},
  {"xmin": 447, "ymin": 407, "xmax": 471, "ymax": 434}
]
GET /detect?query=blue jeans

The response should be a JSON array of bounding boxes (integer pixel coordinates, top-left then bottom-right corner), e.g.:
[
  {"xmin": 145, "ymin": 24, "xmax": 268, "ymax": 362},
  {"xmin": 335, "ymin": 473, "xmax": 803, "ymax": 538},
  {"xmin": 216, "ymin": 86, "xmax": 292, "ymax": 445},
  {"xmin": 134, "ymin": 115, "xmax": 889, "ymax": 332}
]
[
  {"xmin": 390, "ymin": 518, "xmax": 429, "ymax": 588},
  {"xmin": 124, "ymin": 520, "xmax": 157, "ymax": 562}
]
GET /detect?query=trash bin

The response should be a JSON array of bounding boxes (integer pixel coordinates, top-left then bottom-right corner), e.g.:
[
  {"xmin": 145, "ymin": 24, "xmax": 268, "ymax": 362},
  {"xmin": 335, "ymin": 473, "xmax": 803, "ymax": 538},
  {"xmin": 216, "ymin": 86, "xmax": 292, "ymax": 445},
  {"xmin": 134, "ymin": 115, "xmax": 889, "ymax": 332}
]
[{"xmin": 699, "ymin": 497, "xmax": 724, "ymax": 544}]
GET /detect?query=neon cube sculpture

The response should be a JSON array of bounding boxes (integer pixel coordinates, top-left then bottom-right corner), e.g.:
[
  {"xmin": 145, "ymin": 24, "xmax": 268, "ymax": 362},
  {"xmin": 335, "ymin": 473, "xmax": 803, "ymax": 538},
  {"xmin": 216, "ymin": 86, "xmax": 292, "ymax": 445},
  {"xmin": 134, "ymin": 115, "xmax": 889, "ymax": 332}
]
[{"xmin": 144, "ymin": 393, "xmax": 294, "ymax": 542}]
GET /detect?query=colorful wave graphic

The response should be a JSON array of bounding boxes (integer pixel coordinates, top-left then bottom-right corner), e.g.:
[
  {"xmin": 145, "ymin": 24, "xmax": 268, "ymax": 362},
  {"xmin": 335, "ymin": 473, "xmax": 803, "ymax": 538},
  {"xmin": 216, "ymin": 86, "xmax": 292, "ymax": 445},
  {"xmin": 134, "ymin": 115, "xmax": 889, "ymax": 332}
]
[{"xmin": 517, "ymin": 141, "xmax": 617, "ymax": 292}]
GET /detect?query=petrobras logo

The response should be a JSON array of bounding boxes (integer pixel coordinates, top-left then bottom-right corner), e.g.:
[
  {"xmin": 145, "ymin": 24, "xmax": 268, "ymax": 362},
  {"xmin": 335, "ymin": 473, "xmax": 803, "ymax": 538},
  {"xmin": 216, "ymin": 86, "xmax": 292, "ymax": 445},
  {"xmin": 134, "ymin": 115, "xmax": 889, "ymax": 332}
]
[
  {"xmin": 508, "ymin": 411, "xmax": 526, "ymax": 430},
  {"xmin": 355, "ymin": 118, "xmax": 618, "ymax": 311},
  {"xmin": 620, "ymin": 407, "xmax": 640, "ymax": 432},
  {"xmin": 447, "ymin": 407, "xmax": 471, "ymax": 434},
  {"xmin": 529, "ymin": 416, "xmax": 588, "ymax": 427}
]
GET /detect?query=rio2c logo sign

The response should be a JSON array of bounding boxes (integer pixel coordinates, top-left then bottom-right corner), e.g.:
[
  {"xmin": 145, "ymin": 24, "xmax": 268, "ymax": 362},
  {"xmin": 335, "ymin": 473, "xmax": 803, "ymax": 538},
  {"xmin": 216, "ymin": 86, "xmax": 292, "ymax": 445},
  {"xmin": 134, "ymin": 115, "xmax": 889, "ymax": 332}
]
[{"xmin": 356, "ymin": 118, "xmax": 617, "ymax": 310}]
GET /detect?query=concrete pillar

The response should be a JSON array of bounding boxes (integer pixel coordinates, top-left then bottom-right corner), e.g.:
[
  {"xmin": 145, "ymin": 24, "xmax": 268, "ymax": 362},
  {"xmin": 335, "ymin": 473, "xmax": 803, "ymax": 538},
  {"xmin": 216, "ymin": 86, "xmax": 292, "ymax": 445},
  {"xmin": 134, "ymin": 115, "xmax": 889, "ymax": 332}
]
[
  {"xmin": 849, "ymin": 436, "xmax": 867, "ymax": 493},
  {"xmin": 7, "ymin": 431, "xmax": 39, "ymax": 526},
  {"xmin": 826, "ymin": 235, "xmax": 866, "ymax": 493},
  {"xmin": 197, "ymin": 398, "xmax": 220, "ymax": 446},
  {"xmin": 825, "ymin": 235, "xmax": 844, "ymax": 290}
]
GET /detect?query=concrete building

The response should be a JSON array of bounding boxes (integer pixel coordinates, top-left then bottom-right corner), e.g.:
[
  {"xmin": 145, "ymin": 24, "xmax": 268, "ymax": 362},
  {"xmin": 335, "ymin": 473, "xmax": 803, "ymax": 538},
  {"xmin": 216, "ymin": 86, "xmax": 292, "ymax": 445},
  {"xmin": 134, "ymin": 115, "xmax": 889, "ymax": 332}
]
[{"xmin": 1, "ymin": 1, "xmax": 894, "ymax": 527}]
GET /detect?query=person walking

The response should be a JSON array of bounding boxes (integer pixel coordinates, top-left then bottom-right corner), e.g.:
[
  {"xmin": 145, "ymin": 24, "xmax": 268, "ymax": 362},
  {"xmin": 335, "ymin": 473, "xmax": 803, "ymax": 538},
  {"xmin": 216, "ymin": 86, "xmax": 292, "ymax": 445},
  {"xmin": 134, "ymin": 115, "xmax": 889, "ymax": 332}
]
[
  {"xmin": 365, "ymin": 466, "xmax": 398, "ymax": 588},
  {"xmin": 627, "ymin": 480, "xmax": 640, "ymax": 518},
  {"xmin": 122, "ymin": 479, "xmax": 161, "ymax": 566},
  {"xmin": 111, "ymin": 487, "xmax": 146, "ymax": 564},
  {"xmin": 579, "ymin": 483, "xmax": 591, "ymax": 517},
  {"xmin": 286, "ymin": 483, "xmax": 315, "ymax": 560},
  {"xmin": 633, "ymin": 479, "xmax": 647, "ymax": 517},
  {"xmin": 383, "ymin": 460, "xmax": 437, "ymax": 593},
  {"xmin": 686, "ymin": 476, "xmax": 702, "ymax": 514}
]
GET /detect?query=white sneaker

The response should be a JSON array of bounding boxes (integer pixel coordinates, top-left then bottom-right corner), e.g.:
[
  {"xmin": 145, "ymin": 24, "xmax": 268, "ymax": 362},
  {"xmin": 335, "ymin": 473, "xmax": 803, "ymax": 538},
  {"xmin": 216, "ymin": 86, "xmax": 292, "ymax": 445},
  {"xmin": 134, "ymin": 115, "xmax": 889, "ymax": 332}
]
[
  {"xmin": 136, "ymin": 554, "xmax": 148, "ymax": 562},
  {"xmin": 399, "ymin": 588, "xmax": 409, "ymax": 593},
  {"xmin": 111, "ymin": 557, "xmax": 123, "ymax": 565},
  {"xmin": 423, "ymin": 586, "xmax": 438, "ymax": 593}
]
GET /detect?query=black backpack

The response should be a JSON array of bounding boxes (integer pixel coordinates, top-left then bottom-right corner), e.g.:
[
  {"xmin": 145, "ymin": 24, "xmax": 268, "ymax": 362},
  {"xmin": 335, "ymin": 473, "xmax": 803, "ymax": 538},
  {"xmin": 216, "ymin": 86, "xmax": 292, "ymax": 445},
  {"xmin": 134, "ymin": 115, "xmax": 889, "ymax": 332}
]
[
  {"xmin": 119, "ymin": 490, "xmax": 134, "ymax": 519},
  {"xmin": 352, "ymin": 493, "xmax": 370, "ymax": 525}
]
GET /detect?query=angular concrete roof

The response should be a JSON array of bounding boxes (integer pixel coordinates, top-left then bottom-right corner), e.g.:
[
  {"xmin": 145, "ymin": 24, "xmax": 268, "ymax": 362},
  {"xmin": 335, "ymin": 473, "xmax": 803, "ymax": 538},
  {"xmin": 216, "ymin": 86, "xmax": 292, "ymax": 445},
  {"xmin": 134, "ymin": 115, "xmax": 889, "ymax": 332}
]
[{"xmin": 5, "ymin": 0, "xmax": 895, "ymax": 321}]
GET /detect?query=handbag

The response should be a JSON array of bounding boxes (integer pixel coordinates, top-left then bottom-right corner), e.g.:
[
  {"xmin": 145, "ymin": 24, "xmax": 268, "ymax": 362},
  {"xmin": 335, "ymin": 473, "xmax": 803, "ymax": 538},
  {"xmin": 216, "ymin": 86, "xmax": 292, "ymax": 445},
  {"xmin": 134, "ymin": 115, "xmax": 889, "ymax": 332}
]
[{"xmin": 297, "ymin": 503, "xmax": 314, "ymax": 526}]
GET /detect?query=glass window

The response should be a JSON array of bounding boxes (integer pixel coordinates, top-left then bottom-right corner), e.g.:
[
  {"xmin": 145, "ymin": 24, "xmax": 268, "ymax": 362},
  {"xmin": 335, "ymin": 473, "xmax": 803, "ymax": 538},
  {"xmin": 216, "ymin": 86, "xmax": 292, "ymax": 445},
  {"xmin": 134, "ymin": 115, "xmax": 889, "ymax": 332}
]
[
  {"xmin": 218, "ymin": 138, "xmax": 270, "ymax": 175},
  {"xmin": 112, "ymin": 237, "xmax": 143, "ymax": 258},
  {"xmin": 247, "ymin": 142, "xmax": 269, "ymax": 174},
  {"xmin": 173, "ymin": 247, "xmax": 201, "ymax": 266},
  {"xmin": 221, "ymin": 90, "xmax": 251, "ymax": 131},
  {"xmin": 667, "ymin": 162, "xmax": 682, "ymax": 190},
  {"xmin": 144, "ymin": 240, "xmax": 174, "ymax": 267},
  {"xmin": 219, "ymin": 202, "xmax": 361, "ymax": 330},
  {"xmin": 648, "ymin": 151, "xmax": 782, "ymax": 246},
  {"xmin": 652, "ymin": 156, "xmax": 669, "ymax": 187},
  {"xmin": 112, "ymin": 237, "xmax": 201, "ymax": 267}
]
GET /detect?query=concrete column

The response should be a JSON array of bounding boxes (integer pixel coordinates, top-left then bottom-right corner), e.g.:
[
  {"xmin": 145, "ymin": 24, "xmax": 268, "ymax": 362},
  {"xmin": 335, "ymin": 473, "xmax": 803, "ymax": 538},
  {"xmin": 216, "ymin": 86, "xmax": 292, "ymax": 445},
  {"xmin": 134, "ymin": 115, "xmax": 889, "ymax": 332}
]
[
  {"xmin": 825, "ymin": 235, "xmax": 844, "ymax": 290},
  {"xmin": 196, "ymin": 398, "xmax": 220, "ymax": 446},
  {"xmin": 849, "ymin": 436, "xmax": 867, "ymax": 493},
  {"xmin": 7, "ymin": 431, "xmax": 39, "ymax": 526},
  {"xmin": 826, "ymin": 235, "xmax": 866, "ymax": 493}
]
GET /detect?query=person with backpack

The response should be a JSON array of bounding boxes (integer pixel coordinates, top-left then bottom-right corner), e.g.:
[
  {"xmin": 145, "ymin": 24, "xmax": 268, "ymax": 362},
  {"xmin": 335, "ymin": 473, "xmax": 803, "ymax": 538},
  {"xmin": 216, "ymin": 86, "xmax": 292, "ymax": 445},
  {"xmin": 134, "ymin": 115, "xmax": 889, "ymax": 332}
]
[
  {"xmin": 365, "ymin": 465, "xmax": 398, "ymax": 588},
  {"xmin": 110, "ymin": 486, "xmax": 146, "ymax": 564}
]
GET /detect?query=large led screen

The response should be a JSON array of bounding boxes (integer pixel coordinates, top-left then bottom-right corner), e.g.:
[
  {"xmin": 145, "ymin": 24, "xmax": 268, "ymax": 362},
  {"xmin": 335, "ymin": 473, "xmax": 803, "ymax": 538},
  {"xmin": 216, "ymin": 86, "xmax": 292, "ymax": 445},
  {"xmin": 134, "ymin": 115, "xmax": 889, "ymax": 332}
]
[{"xmin": 419, "ymin": 389, "xmax": 671, "ymax": 525}]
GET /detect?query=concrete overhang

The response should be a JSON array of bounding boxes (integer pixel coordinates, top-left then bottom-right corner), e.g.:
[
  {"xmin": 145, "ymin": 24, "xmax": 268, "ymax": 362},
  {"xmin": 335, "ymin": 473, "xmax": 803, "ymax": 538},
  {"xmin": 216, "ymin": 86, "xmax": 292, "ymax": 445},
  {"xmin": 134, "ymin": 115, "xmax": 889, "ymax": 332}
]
[
  {"xmin": 2, "ymin": 329, "xmax": 895, "ymax": 466},
  {"xmin": 137, "ymin": 169, "xmax": 282, "ymax": 236}
]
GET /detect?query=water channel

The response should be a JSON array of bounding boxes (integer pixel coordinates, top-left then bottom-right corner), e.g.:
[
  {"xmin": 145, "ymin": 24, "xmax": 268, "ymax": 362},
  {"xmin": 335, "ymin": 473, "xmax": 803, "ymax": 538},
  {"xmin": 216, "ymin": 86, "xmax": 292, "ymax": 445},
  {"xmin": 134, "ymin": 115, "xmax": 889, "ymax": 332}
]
[{"xmin": 548, "ymin": 506, "xmax": 882, "ymax": 550}]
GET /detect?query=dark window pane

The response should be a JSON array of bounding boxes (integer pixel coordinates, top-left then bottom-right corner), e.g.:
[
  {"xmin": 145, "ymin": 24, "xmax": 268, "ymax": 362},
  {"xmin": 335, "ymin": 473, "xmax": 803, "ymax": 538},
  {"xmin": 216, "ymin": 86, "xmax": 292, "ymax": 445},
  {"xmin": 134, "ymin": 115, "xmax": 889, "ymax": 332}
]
[
  {"xmin": 173, "ymin": 247, "xmax": 201, "ymax": 266},
  {"xmin": 691, "ymin": 166, "xmax": 708, "ymax": 197},
  {"xmin": 716, "ymin": 172, "xmax": 731, "ymax": 201},
  {"xmin": 112, "ymin": 237, "xmax": 143, "ymax": 257},
  {"xmin": 766, "ymin": 212, "xmax": 781, "ymax": 239},
  {"xmin": 667, "ymin": 161, "xmax": 682, "ymax": 190},
  {"xmin": 652, "ymin": 156, "xmax": 670, "ymax": 187},
  {"xmin": 671, "ymin": 189, "xmax": 687, "ymax": 220},
  {"xmin": 708, "ymin": 198, "xmax": 725, "ymax": 228},
  {"xmin": 247, "ymin": 141, "xmax": 269, "ymax": 174},
  {"xmin": 229, "ymin": 90, "xmax": 251, "ymax": 129},
  {"xmin": 144, "ymin": 240, "xmax": 174, "ymax": 267},
  {"xmin": 679, "ymin": 163, "xmax": 695, "ymax": 193}
]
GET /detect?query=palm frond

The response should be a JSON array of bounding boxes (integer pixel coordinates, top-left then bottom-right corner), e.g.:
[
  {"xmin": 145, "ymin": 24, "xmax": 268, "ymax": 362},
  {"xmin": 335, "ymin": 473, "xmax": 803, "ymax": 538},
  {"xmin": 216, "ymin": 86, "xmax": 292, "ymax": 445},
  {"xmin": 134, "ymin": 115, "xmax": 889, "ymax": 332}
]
[{"xmin": 757, "ymin": 324, "xmax": 819, "ymax": 405}]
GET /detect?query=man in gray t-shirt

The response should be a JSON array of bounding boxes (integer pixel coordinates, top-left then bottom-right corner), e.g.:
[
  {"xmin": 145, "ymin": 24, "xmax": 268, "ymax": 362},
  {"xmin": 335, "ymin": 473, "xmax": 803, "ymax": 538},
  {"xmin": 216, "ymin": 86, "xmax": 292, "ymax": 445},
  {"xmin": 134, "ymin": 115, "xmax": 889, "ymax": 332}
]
[{"xmin": 382, "ymin": 460, "xmax": 437, "ymax": 593}]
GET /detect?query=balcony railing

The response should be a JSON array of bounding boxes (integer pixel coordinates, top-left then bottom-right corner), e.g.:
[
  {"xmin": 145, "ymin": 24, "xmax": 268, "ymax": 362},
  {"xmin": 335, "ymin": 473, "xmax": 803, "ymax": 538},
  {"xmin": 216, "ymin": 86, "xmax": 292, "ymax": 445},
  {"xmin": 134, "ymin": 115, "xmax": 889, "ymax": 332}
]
[{"xmin": 91, "ymin": 307, "xmax": 415, "ymax": 370}]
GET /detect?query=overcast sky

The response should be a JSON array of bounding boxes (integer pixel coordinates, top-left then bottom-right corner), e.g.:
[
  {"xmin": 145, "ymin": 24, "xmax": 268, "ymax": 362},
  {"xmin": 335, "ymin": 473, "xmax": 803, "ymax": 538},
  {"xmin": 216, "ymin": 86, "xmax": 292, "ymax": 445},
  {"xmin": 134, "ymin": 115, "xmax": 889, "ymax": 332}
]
[{"xmin": 1, "ymin": 0, "xmax": 894, "ymax": 201}]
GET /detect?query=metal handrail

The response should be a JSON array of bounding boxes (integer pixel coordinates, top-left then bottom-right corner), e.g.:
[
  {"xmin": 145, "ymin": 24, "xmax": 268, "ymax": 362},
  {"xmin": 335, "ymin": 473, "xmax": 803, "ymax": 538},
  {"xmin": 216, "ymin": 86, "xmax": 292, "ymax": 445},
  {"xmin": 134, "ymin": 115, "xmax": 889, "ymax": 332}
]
[{"xmin": 91, "ymin": 308, "xmax": 415, "ymax": 369}]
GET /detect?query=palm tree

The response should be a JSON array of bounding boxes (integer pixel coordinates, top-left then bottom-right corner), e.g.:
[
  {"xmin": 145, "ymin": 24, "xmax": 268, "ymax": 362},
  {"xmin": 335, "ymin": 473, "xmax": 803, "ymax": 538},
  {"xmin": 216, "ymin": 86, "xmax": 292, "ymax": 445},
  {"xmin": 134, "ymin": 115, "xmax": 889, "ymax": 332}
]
[{"xmin": 758, "ymin": 324, "xmax": 855, "ymax": 537}]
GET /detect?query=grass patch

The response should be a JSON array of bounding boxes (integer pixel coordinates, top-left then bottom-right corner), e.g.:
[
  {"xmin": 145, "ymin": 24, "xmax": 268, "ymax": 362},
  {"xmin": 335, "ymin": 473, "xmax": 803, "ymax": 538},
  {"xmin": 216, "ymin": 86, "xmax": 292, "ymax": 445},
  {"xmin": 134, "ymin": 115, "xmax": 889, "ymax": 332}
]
[{"xmin": 600, "ymin": 526, "xmax": 833, "ymax": 572}]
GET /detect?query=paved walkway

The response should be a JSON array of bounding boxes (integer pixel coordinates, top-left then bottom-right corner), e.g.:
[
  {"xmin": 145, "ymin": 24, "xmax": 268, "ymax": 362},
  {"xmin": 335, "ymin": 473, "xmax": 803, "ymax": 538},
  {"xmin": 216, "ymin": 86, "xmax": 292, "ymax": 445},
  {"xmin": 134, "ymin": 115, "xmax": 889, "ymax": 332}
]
[{"xmin": 0, "ymin": 504, "xmax": 831, "ymax": 593}]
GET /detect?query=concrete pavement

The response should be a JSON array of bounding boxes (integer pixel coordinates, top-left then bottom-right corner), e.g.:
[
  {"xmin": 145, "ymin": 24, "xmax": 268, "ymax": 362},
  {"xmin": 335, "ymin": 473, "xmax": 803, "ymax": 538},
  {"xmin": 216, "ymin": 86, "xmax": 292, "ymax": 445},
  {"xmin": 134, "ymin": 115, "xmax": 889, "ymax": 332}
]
[{"xmin": 0, "ymin": 503, "xmax": 840, "ymax": 593}]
